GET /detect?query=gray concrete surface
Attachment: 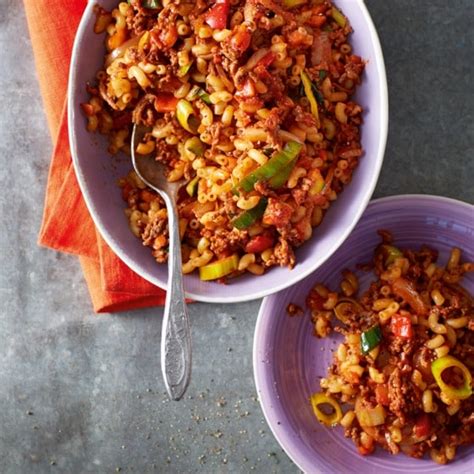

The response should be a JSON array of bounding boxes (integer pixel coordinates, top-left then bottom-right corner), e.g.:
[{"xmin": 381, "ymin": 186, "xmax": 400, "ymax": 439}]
[{"xmin": 0, "ymin": 1, "xmax": 472, "ymax": 473}]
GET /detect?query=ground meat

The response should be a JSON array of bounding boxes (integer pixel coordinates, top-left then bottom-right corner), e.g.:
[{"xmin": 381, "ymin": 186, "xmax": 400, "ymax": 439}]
[
  {"xmin": 156, "ymin": 72, "xmax": 182, "ymax": 93},
  {"xmin": 99, "ymin": 80, "xmax": 119, "ymax": 111},
  {"xmin": 203, "ymin": 228, "xmax": 249, "ymax": 258},
  {"xmin": 262, "ymin": 106, "xmax": 282, "ymax": 130},
  {"xmin": 152, "ymin": 248, "xmax": 168, "ymax": 263},
  {"xmin": 258, "ymin": 70, "xmax": 286, "ymax": 103},
  {"xmin": 468, "ymin": 317, "xmax": 474, "ymax": 331},
  {"xmin": 388, "ymin": 336, "xmax": 416, "ymax": 358},
  {"xmin": 126, "ymin": 2, "xmax": 156, "ymax": 35},
  {"xmin": 280, "ymin": 226, "xmax": 306, "ymax": 248},
  {"xmin": 286, "ymin": 303, "xmax": 303, "ymax": 317},
  {"xmin": 387, "ymin": 368, "xmax": 411, "ymax": 422},
  {"xmin": 142, "ymin": 213, "xmax": 167, "ymax": 247},
  {"xmin": 208, "ymin": 122, "xmax": 224, "ymax": 152},
  {"xmin": 254, "ymin": 181, "xmax": 277, "ymax": 198},
  {"xmin": 293, "ymin": 105, "xmax": 318, "ymax": 129},
  {"xmin": 271, "ymin": 236, "xmax": 295, "ymax": 269},
  {"xmin": 132, "ymin": 93, "xmax": 158, "ymax": 126},
  {"xmin": 262, "ymin": 198, "xmax": 293, "ymax": 227},
  {"xmin": 343, "ymin": 55, "xmax": 365, "ymax": 81},
  {"xmin": 223, "ymin": 198, "xmax": 239, "ymax": 219},
  {"xmin": 452, "ymin": 340, "xmax": 474, "ymax": 361},
  {"xmin": 154, "ymin": 137, "xmax": 180, "ymax": 166},
  {"xmin": 412, "ymin": 346, "xmax": 435, "ymax": 382},
  {"xmin": 291, "ymin": 178, "xmax": 311, "ymax": 206},
  {"xmin": 260, "ymin": 107, "xmax": 285, "ymax": 148}
]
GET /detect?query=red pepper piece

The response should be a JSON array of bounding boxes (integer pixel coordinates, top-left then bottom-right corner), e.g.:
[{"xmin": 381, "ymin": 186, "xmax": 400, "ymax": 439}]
[
  {"xmin": 262, "ymin": 198, "xmax": 293, "ymax": 227},
  {"xmin": 230, "ymin": 24, "xmax": 252, "ymax": 56},
  {"xmin": 357, "ymin": 445, "xmax": 374, "ymax": 456},
  {"xmin": 160, "ymin": 25, "xmax": 178, "ymax": 48},
  {"xmin": 154, "ymin": 93, "xmax": 179, "ymax": 112},
  {"xmin": 245, "ymin": 235, "xmax": 274, "ymax": 254},
  {"xmin": 390, "ymin": 314, "xmax": 413, "ymax": 338},
  {"xmin": 205, "ymin": 0, "xmax": 230, "ymax": 30},
  {"xmin": 375, "ymin": 384, "xmax": 390, "ymax": 406},
  {"xmin": 151, "ymin": 26, "xmax": 178, "ymax": 50},
  {"xmin": 414, "ymin": 413, "xmax": 431, "ymax": 439},
  {"xmin": 257, "ymin": 51, "xmax": 277, "ymax": 68}
]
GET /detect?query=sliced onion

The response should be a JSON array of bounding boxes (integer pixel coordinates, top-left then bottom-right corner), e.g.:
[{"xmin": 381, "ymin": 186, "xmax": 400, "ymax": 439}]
[
  {"xmin": 310, "ymin": 392, "xmax": 343, "ymax": 427},
  {"xmin": 278, "ymin": 129, "xmax": 304, "ymax": 144},
  {"xmin": 334, "ymin": 298, "xmax": 364, "ymax": 324},
  {"xmin": 392, "ymin": 277, "xmax": 428, "ymax": 315},
  {"xmin": 105, "ymin": 35, "xmax": 141, "ymax": 67}
]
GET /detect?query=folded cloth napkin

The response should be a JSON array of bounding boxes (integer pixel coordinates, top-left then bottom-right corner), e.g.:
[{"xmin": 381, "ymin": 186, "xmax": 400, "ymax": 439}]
[{"xmin": 24, "ymin": 0, "xmax": 166, "ymax": 312}]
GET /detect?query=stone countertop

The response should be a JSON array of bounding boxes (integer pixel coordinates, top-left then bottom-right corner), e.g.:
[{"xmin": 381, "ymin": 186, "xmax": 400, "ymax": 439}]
[{"xmin": 0, "ymin": 1, "xmax": 472, "ymax": 473}]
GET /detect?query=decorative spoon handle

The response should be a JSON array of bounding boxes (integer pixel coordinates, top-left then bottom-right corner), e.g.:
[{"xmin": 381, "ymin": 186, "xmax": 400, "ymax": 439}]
[{"xmin": 160, "ymin": 193, "xmax": 191, "ymax": 401}]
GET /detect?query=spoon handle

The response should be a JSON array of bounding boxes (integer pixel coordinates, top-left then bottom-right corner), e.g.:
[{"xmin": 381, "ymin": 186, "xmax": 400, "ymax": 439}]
[{"xmin": 161, "ymin": 193, "xmax": 191, "ymax": 401}]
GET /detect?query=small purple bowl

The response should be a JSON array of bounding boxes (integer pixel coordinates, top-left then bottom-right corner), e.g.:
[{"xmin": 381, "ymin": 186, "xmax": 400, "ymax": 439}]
[
  {"xmin": 254, "ymin": 195, "xmax": 474, "ymax": 473},
  {"xmin": 68, "ymin": 0, "xmax": 388, "ymax": 302}
]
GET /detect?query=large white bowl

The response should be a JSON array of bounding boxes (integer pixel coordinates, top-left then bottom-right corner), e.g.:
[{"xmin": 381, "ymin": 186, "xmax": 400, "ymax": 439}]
[{"xmin": 68, "ymin": 0, "xmax": 388, "ymax": 302}]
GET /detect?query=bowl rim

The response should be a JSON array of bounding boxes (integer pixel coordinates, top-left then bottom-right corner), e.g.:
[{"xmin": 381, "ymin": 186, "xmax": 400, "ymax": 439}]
[
  {"xmin": 68, "ymin": 0, "xmax": 389, "ymax": 303},
  {"xmin": 253, "ymin": 193, "xmax": 474, "ymax": 473}
]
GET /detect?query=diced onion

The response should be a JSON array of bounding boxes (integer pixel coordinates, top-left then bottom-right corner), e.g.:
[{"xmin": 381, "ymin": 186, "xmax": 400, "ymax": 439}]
[{"xmin": 355, "ymin": 397, "xmax": 386, "ymax": 427}]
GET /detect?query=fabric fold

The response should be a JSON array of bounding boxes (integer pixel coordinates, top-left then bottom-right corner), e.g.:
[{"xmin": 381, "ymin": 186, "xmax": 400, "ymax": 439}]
[{"xmin": 25, "ymin": 0, "xmax": 166, "ymax": 312}]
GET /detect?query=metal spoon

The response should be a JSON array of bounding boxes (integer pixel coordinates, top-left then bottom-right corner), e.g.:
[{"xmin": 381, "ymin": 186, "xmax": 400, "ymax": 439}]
[{"xmin": 131, "ymin": 124, "xmax": 191, "ymax": 401}]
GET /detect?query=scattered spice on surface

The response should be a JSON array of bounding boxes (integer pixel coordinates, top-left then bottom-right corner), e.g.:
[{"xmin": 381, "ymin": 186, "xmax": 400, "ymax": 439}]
[
  {"xmin": 211, "ymin": 430, "xmax": 223, "ymax": 439},
  {"xmin": 216, "ymin": 397, "xmax": 227, "ymax": 407}
]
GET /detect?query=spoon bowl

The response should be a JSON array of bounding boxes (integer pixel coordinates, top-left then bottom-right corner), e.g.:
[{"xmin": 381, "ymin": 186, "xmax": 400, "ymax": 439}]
[{"xmin": 131, "ymin": 126, "xmax": 183, "ymax": 199}]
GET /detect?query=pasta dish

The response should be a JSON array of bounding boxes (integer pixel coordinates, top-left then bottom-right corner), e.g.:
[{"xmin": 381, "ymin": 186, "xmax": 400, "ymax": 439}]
[
  {"xmin": 303, "ymin": 232, "xmax": 473, "ymax": 463},
  {"xmin": 82, "ymin": 0, "xmax": 365, "ymax": 281}
]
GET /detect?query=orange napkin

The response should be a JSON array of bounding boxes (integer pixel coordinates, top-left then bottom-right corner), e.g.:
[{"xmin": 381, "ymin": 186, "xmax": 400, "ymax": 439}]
[{"xmin": 25, "ymin": 0, "xmax": 166, "ymax": 312}]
